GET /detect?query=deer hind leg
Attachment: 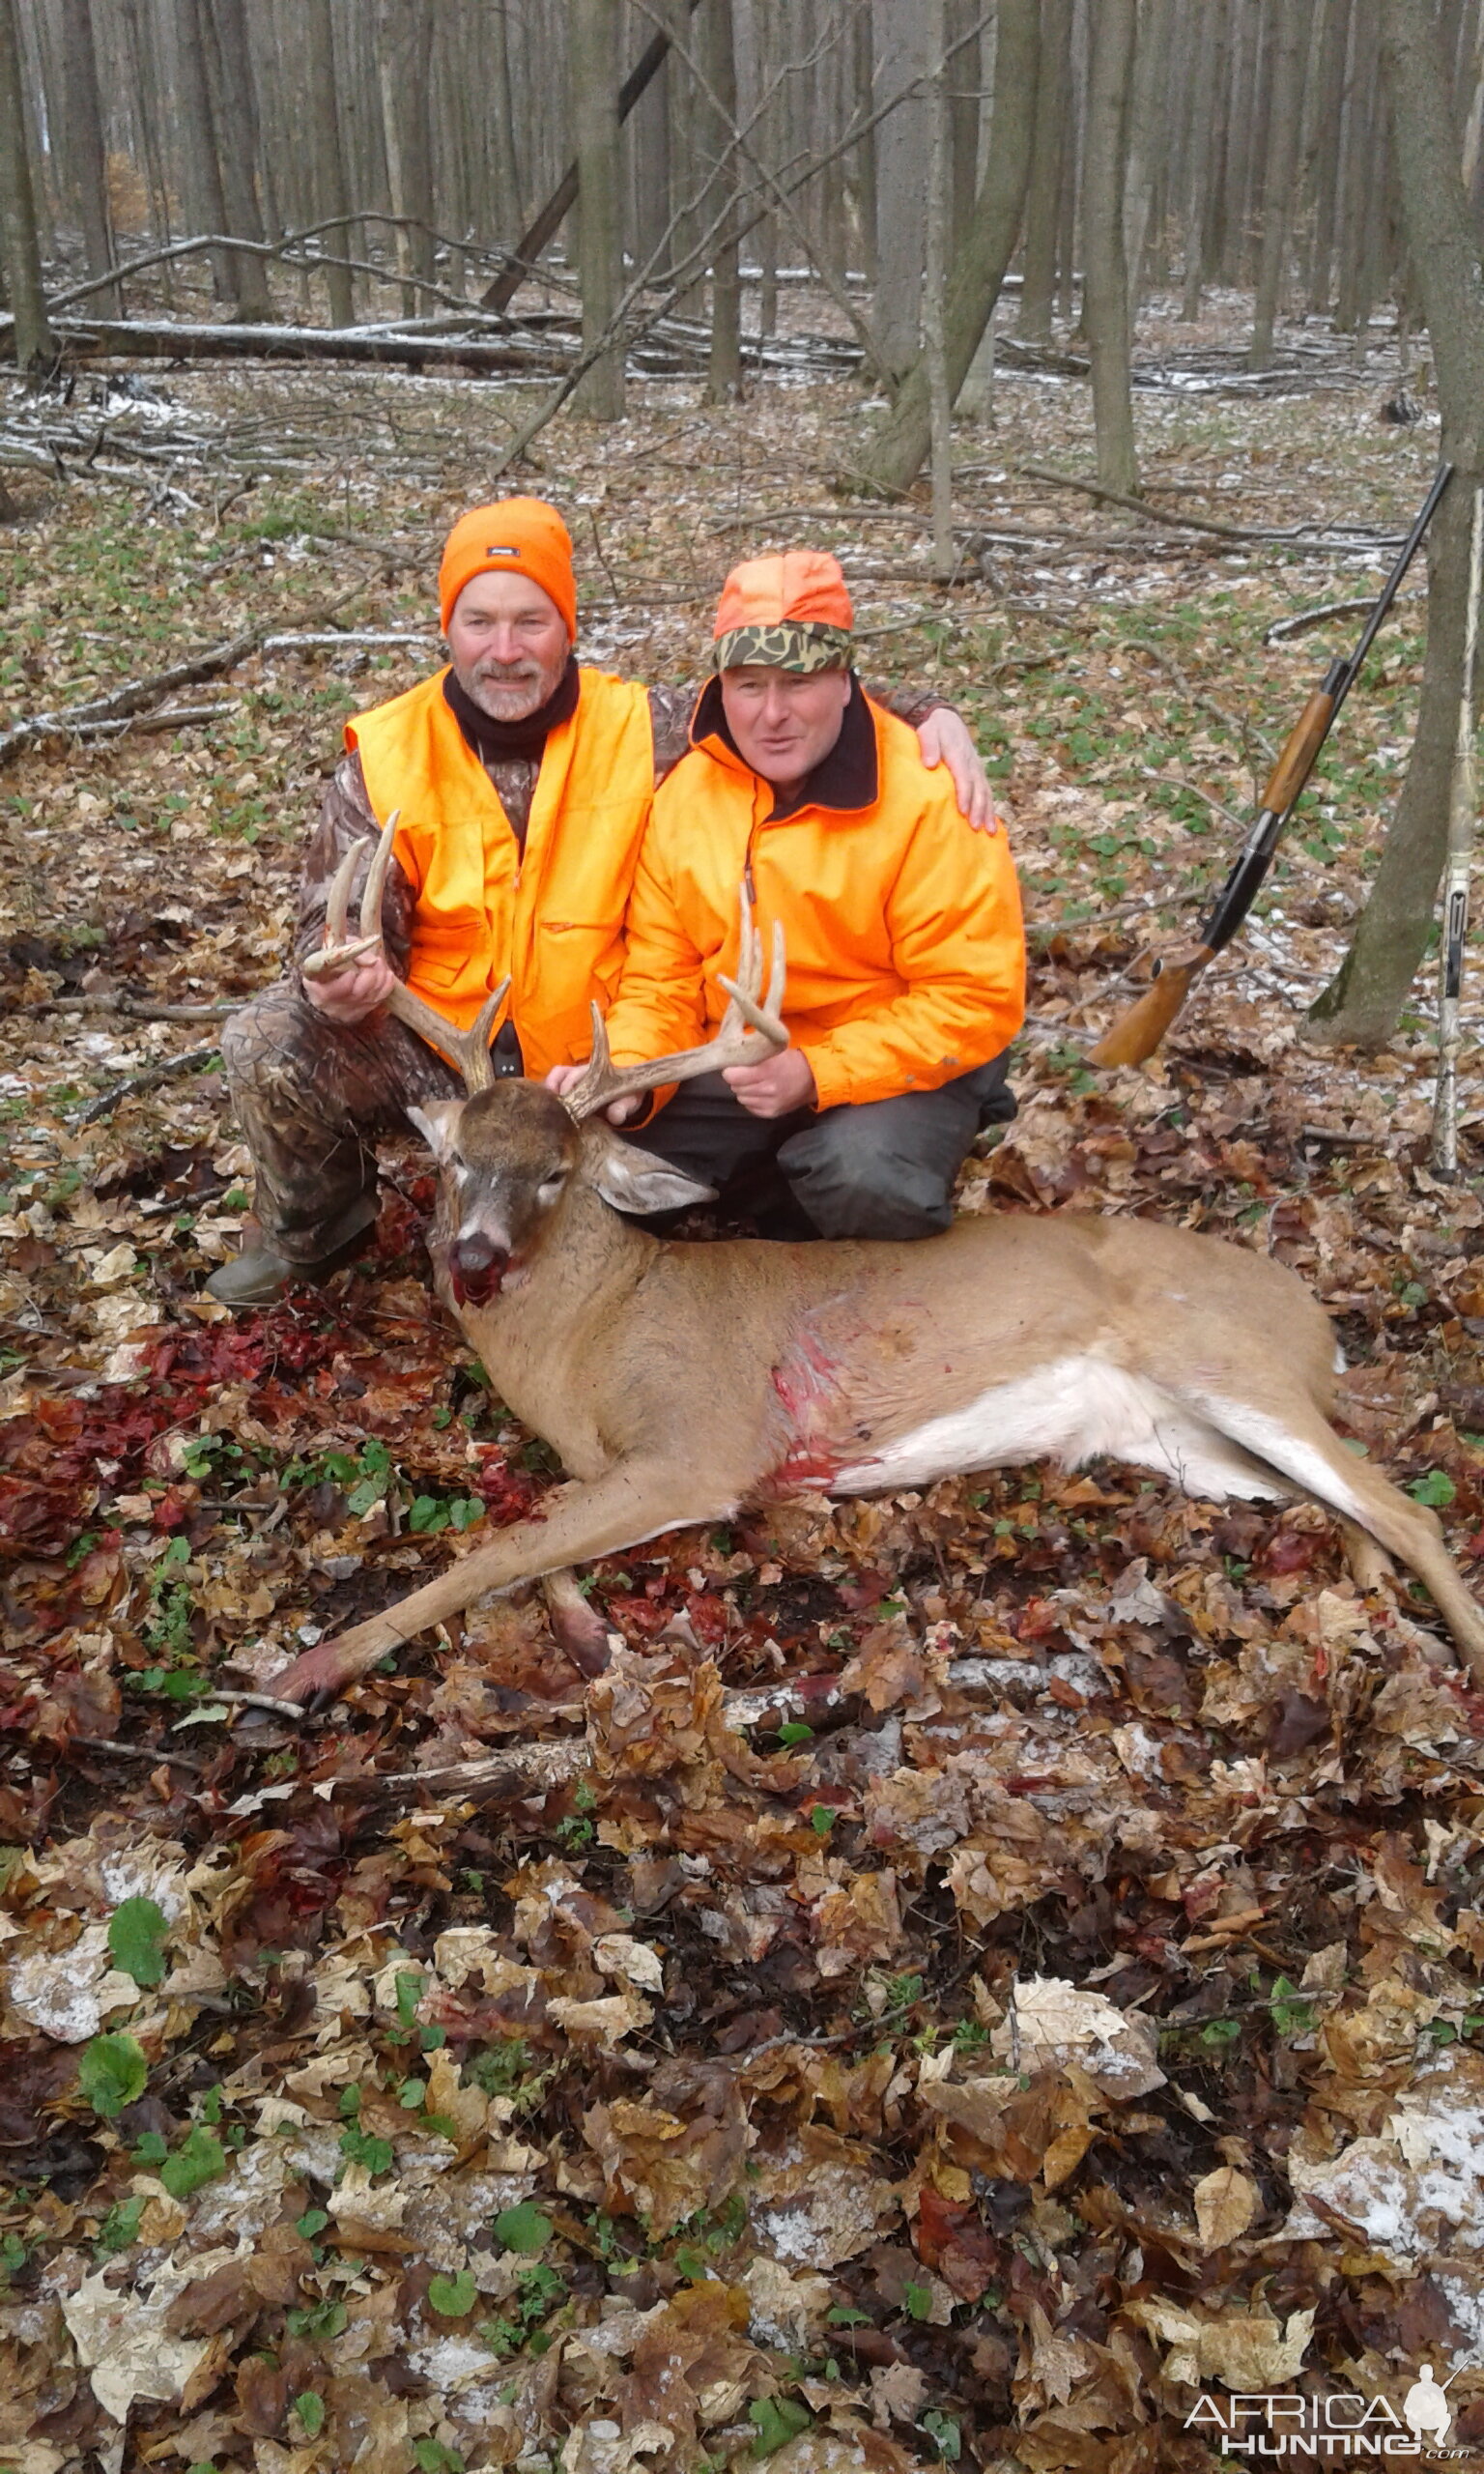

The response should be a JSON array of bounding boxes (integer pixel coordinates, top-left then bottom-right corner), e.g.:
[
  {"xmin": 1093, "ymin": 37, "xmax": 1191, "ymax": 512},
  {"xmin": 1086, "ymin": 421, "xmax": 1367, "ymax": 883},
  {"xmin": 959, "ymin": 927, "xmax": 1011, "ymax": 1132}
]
[
  {"xmin": 270, "ymin": 1462, "xmax": 739, "ymax": 1706},
  {"xmin": 1187, "ymin": 1388, "xmax": 1484, "ymax": 1683}
]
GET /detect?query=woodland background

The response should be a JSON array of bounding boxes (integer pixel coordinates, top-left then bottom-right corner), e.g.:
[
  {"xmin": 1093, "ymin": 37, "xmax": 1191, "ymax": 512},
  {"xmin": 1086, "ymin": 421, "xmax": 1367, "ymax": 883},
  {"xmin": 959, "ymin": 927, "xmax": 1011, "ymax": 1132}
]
[{"xmin": 5, "ymin": 4, "xmax": 1484, "ymax": 2472}]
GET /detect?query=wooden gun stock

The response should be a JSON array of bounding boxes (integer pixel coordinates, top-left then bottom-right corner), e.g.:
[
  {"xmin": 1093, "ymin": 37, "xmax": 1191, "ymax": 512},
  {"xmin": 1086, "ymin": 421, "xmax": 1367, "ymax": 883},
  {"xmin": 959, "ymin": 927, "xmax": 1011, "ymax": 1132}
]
[
  {"xmin": 1088, "ymin": 944, "xmax": 1214, "ymax": 1067},
  {"xmin": 1261, "ymin": 688, "xmax": 1337, "ymax": 816}
]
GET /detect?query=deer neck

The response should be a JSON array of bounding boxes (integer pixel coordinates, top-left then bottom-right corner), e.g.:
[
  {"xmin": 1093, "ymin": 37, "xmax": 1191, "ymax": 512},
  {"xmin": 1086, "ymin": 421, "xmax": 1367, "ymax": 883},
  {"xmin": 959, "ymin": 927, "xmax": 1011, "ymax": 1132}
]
[{"xmin": 442, "ymin": 1179, "xmax": 658, "ymax": 1430}]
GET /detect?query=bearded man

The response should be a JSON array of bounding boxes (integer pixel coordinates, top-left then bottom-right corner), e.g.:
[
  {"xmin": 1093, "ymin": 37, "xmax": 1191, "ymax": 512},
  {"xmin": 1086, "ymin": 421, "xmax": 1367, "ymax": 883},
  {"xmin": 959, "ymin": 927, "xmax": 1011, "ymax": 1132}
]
[{"xmin": 211, "ymin": 499, "xmax": 1000, "ymax": 1305}]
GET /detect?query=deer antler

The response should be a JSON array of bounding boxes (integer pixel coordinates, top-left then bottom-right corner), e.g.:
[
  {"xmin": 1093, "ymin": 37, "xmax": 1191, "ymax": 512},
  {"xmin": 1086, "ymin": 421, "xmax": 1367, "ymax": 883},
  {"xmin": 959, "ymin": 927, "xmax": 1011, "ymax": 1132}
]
[
  {"xmin": 303, "ymin": 815, "xmax": 507, "ymax": 1093},
  {"xmin": 563, "ymin": 879, "xmax": 788, "ymax": 1125}
]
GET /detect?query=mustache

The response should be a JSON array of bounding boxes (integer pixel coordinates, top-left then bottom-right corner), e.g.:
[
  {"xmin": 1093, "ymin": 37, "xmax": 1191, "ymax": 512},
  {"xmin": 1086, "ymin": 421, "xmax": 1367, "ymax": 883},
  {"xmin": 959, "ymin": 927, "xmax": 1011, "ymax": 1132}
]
[{"xmin": 475, "ymin": 660, "xmax": 543, "ymax": 682}]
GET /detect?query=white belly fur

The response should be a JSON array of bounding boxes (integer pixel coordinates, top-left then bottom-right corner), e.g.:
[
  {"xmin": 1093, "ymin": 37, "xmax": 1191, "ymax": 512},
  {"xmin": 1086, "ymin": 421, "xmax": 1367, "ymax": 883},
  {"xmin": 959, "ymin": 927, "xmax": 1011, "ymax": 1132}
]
[{"xmin": 831, "ymin": 1355, "xmax": 1291, "ymax": 1504}]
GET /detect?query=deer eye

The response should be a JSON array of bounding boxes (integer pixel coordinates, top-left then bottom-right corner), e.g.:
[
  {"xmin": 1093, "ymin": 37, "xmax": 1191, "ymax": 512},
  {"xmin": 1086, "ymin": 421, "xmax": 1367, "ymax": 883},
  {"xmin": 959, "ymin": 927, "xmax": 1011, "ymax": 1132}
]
[{"xmin": 535, "ymin": 1167, "xmax": 568, "ymax": 1205}]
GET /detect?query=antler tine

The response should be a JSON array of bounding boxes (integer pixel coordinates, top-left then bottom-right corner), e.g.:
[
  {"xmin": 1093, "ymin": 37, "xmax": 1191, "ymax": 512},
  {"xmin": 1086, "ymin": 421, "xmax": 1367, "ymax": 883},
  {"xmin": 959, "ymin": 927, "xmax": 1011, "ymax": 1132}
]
[
  {"xmin": 303, "ymin": 814, "xmax": 400, "ymax": 983},
  {"xmin": 385, "ymin": 974, "xmax": 510, "ymax": 1095},
  {"xmin": 716, "ymin": 919, "xmax": 787, "ymax": 1044},
  {"xmin": 564, "ymin": 877, "xmax": 789, "ymax": 1126}
]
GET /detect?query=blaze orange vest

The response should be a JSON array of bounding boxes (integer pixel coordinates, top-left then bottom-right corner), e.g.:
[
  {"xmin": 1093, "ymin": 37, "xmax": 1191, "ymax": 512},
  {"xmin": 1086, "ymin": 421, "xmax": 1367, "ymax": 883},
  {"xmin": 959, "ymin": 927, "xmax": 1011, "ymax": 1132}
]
[{"xmin": 346, "ymin": 667, "xmax": 653, "ymax": 1078}]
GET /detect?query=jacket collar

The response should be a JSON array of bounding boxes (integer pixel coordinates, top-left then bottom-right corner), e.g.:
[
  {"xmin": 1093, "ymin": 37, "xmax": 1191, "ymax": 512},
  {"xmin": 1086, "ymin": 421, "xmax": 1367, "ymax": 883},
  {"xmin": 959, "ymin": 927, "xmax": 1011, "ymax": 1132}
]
[{"xmin": 689, "ymin": 672, "xmax": 878, "ymax": 820}]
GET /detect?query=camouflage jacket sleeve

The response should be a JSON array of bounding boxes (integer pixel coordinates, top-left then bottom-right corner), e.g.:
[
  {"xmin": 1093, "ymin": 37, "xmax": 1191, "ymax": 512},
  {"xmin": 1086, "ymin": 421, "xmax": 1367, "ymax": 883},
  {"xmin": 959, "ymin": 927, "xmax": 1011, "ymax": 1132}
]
[
  {"xmin": 292, "ymin": 751, "xmax": 416, "ymax": 977},
  {"xmin": 646, "ymin": 678, "xmax": 952, "ymax": 781}
]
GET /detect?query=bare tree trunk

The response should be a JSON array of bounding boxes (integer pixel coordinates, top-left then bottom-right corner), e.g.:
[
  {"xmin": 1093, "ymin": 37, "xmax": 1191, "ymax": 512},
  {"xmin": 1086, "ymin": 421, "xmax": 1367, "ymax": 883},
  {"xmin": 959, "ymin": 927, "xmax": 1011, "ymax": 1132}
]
[
  {"xmin": 490, "ymin": 0, "xmax": 522, "ymax": 245},
  {"xmin": 851, "ymin": 0, "xmax": 878, "ymax": 283},
  {"xmin": 1181, "ymin": 0, "xmax": 1225, "ymax": 316},
  {"xmin": 871, "ymin": 0, "xmax": 929, "ymax": 380},
  {"xmin": 1249, "ymin": 0, "xmax": 1311, "ymax": 366},
  {"xmin": 304, "ymin": 0, "xmax": 355, "ymax": 325},
  {"xmin": 0, "ymin": 0, "xmax": 52, "ymax": 367},
  {"xmin": 573, "ymin": 0, "xmax": 626, "ymax": 418},
  {"xmin": 926, "ymin": 0, "xmax": 954, "ymax": 569},
  {"xmin": 174, "ymin": 0, "xmax": 231, "ymax": 301},
  {"xmin": 118, "ymin": 0, "xmax": 173, "ymax": 300},
  {"xmin": 1123, "ymin": 0, "xmax": 1174, "ymax": 316},
  {"xmin": 207, "ymin": 0, "xmax": 271, "ymax": 318},
  {"xmin": 62, "ymin": 0, "xmax": 118, "ymax": 311},
  {"xmin": 1302, "ymin": 0, "xmax": 1351, "ymax": 311},
  {"xmin": 1305, "ymin": 0, "xmax": 1484, "ymax": 1049},
  {"xmin": 1056, "ymin": 0, "xmax": 1085, "ymax": 323},
  {"xmin": 1019, "ymin": 0, "xmax": 1070, "ymax": 337},
  {"xmin": 1082, "ymin": 0, "xmax": 1138, "ymax": 493},
  {"xmin": 859, "ymin": 0, "xmax": 1039, "ymax": 495},
  {"xmin": 1334, "ymin": 0, "xmax": 1381, "ymax": 331},
  {"xmin": 703, "ymin": 0, "xmax": 742, "ymax": 400},
  {"xmin": 378, "ymin": 0, "xmax": 435, "ymax": 315},
  {"xmin": 949, "ymin": 0, "xmax": 981, "ymax": 253}
]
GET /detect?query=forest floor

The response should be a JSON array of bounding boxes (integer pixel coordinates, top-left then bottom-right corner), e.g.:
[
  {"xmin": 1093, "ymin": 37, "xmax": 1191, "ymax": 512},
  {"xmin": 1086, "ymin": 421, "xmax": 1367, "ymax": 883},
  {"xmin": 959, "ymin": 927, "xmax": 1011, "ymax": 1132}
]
[{"xmin": 4, "ymin": 293, "xmax": 1484, "ymax": 2474}]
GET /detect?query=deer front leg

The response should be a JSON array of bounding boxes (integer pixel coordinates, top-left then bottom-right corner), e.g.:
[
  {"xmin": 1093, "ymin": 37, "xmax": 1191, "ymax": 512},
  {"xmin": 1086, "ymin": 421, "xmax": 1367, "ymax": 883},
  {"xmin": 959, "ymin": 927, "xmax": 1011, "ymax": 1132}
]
[{"xmin": 269, "ymin": 1461, "xmax": 738, "ymax": 1706}]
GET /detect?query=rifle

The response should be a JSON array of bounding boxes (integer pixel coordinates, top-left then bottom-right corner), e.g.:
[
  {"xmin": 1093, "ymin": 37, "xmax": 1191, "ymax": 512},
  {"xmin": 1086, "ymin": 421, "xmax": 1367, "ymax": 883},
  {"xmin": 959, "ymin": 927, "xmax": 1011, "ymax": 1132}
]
[{"xmin": 1091, "ymin": 461, "xmax": 1455, "ymax": 1069}]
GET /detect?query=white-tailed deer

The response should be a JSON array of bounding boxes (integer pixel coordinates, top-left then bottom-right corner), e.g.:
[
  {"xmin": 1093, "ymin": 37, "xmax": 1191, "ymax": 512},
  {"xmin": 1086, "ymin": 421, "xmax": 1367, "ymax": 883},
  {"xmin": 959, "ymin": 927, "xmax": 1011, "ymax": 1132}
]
[{"xmin": 272, "ymin": 820, "xmax": 1484, "ymax": 1705}]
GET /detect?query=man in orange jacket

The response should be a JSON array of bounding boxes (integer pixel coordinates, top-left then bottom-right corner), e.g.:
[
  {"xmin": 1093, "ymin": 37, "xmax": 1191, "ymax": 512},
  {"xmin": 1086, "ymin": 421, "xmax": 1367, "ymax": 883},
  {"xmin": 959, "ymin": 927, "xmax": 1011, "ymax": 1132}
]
[
  {"xmin": 553, "ymin": 553, "xmax": 1025, "ymax": 1241},
  {"xmin": 211, "ymin": 503, "xmax": 1001, "ymax": 1303}
]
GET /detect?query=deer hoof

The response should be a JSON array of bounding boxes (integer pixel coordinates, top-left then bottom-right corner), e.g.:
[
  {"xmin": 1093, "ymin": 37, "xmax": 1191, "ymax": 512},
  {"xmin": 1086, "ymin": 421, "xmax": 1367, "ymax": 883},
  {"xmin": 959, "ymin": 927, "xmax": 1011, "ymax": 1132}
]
[{"xmin": 541, "ymin": 1572, "xmax": 613, "ymax": 1678}]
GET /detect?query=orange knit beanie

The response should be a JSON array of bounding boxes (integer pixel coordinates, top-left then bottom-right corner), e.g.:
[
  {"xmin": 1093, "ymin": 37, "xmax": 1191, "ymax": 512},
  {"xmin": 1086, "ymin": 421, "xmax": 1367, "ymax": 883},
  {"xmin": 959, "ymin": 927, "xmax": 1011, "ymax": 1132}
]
[{"xmin": 438, "ymin": 498, "xmax": 578, "ymax": 639}]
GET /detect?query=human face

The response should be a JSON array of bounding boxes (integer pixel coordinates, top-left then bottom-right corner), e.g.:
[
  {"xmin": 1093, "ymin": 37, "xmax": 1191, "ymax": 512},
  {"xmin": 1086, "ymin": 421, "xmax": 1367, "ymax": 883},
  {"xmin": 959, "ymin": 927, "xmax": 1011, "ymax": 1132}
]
[
  {"xmin": 719, "ymin": 664, "xmax": 851, "ymax": 798},
  {"xmin": 446, "ymin": 570, "xmax": 570, "ymax": 721}
]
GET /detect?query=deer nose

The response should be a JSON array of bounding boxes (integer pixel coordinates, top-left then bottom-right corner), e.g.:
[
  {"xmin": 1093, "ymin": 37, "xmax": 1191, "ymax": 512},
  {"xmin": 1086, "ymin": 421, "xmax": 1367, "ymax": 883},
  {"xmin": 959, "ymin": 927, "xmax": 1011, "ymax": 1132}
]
[{"xmin": 448, "ymin": 1232, "xmax": 510, "ymax": 1306}]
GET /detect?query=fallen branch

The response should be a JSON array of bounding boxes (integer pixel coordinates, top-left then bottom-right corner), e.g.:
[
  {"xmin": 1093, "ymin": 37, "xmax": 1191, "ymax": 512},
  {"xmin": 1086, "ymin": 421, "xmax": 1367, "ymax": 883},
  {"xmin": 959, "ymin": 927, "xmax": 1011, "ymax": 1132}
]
[
  {"xmin": 34, "ymin": 700, "xmax": 239, "ymax": 745},
  {"xmin": 75, "ymin": 1043, "xmax": 221, "ymax": 1129},
  {"xmin": 1018, "ymin": 462, "xmax": 1407, "ymax": 550},
  {"xmin": 0, "ymin": 573, "xmax": 393, "ymax": 767},
  {"xmin": 12, "ymin": 995, "xmax": 239, "ymax": 1022},
  {"xmin": 1264, "ymin": 591, "xmax": 1422, "ymax": 644}
]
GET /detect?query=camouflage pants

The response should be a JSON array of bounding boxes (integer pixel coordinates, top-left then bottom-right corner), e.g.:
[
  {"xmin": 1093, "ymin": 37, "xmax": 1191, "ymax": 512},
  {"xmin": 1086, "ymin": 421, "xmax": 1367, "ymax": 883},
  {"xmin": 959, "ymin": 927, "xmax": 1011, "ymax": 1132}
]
[{"xmin": 220, "ymin": 981, "xmax": 463, "ymax": 1265}]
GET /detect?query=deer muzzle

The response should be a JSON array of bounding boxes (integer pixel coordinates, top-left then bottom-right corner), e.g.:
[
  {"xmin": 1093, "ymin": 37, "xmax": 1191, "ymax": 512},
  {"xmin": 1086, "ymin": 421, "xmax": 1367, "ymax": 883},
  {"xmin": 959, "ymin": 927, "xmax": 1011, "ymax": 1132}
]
[{"xmin": 448, "ymin": 1232, "xmax": 511, "ymax": 1306}]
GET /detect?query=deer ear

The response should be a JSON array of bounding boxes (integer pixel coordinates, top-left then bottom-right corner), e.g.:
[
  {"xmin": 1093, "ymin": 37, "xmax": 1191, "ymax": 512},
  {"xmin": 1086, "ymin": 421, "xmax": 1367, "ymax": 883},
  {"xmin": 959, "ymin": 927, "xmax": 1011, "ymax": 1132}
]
[
  {"xmin": 407, "ymin": 1099, "xmax": 466, "ymax": 1163},
  {"xmin": 583, "ymin": 1124, "xmax": 717, "ymax": 1214}
]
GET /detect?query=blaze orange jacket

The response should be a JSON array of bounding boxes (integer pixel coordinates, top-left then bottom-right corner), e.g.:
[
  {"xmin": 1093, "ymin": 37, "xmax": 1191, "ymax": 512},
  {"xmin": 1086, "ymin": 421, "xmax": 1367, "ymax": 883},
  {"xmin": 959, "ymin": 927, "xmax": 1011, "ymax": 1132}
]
[
  {"xmin": 347, "ymin": 666, "xmax": 653, "ymax": 1078},
  {"xmin": 603, "ymin": 683, "xmax": 1025, "ymax": 1112}
]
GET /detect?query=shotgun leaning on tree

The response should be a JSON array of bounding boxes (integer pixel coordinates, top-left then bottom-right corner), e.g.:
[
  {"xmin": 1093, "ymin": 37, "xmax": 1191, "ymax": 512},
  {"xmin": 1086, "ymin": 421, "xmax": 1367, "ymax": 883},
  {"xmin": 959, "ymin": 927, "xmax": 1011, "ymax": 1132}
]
[{"xmin": 1091, "ymin": 461, "xmax": 1455, "ymax": 1069}]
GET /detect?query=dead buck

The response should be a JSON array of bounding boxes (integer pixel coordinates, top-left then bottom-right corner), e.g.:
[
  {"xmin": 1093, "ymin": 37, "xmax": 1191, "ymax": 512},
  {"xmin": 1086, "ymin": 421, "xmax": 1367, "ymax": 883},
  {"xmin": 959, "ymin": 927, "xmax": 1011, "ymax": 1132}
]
[{"xmin": 274, "ymin": 820, "xmax": 1484, "ymax": 1704}]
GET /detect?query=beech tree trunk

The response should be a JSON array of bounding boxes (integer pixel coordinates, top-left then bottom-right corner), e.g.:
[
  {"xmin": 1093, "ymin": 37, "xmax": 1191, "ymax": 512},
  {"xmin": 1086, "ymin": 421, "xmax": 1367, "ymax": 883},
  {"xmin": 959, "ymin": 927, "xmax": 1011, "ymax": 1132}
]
[
  {"xmin": 61, "ymin": 0, "xmax": 118, "ymax": 312},
  {"xmin": 1305, "ymin": 0, "xmax": 1484, "ymax": 1049},
  {"xmin": 1081, "ymin": 0, "xmax": 1138, "ymax": 493},
  {"xmin": 871, "ymin": 0, "xmax": 929, "ymax": 381},
  {"xmin": 859, "ymin": 0, "xmax": 1038, "ymax": 495},
  {"xmin": 1249, "ymin": 0, "xmax": 1311, "ymax": 366},
  {"xmin": 206, "ymin": 0, "xmax": 271, "ymax": 319},
  {"xmin": 305, "ymin": 0, "xmax": 355, "ymax": 326},
  {"xmin": 0, "ymin": 0, "xmax": 52, "ymax": 367},
  {"xmin": 573, "ymin": 0, "xmax": 625, "ymax": 419},
  {"xmin": 1018, "ymin": 0, "xmax": 1070, "ymax": 338}
]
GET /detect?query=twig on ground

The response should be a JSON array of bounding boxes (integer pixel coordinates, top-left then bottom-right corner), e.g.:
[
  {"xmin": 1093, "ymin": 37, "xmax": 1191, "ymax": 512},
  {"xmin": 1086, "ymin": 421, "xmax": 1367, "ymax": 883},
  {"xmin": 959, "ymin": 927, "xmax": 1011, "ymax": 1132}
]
[
  {"xmin": 75, "ymin": 1044, "xmax": 221, "ymax": 1129},
  {"xmin": 69, "ymin": 1735, "xmax": 205, "ymax": 1770}
]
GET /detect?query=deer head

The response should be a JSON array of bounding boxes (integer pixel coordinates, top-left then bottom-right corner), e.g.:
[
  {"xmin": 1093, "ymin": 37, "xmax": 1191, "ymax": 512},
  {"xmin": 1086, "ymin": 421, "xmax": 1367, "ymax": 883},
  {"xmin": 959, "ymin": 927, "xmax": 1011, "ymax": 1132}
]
[{"xmin": 309, "ymin": 819, "xmax": 790, "ymax": 1307}]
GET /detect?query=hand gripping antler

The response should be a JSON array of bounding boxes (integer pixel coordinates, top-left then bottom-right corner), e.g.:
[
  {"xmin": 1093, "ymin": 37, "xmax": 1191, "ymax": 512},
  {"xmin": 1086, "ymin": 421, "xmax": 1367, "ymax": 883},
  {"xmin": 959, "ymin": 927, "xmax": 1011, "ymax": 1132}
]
[
  {"xmin": 302, "ymin": 815, "xmax": 507, "ymax": 1092},
  {"xmin": 562, "ymin": 879, "xmax": 788, "ymax": 1125}
]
